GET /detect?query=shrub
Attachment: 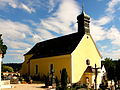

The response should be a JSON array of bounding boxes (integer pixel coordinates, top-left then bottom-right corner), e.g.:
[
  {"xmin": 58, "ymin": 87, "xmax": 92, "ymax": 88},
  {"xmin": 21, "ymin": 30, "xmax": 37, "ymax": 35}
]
[
  {"xmin": 43, "ymin": 74, "xmax": 50, "ymax": 87},
  {"xmin": 72, "ymin": 83, "xmax": 87, "ymax": 89},
  {"xmin": 2, "ymin": 65, "xmax": 14, "ymax": 72},
  {"xmin": 31, "ymin": 74, "xmax": 40, "ymax": 81},
  {"xmin": 55, "ymin": 76, "xmax": 60, "ymax": 90},
  {"xmin": 61, "ymin": 68, "xmax": 68, "ymax": 90}
]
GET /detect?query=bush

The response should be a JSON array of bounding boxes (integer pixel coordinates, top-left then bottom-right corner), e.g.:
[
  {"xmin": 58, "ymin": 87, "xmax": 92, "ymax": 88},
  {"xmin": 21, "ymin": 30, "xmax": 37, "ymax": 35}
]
[
  {"xmin": 61, "ymin": 68, "xmax": 68, "ymax": 90},
  {"xmin": 55, "ymin": 76, "xmax": 60, "ymax": 90},
  {"xmin": 72, "ymin": 83, "xmax": 87, "ymax": 89},
  {"xmin": 2, "ymin": 65, "xmax": 14, "ymax": 72},
  {"xmin": 31, "ymin": 74, "xmax": 40, "ymax": 81},
  {"xmin": 43, "ymin": 74, "xmax": 50, "ymax": 87}
]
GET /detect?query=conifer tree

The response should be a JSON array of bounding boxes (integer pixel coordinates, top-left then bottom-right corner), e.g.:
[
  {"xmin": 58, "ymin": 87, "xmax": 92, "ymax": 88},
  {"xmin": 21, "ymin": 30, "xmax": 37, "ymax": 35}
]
[{"xmin": 61, "ymin": 68, "xmax": 68, "ymax": 90}]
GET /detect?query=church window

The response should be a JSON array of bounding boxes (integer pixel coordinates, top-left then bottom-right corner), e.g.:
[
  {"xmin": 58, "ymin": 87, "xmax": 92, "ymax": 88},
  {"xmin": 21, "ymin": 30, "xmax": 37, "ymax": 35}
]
[
  {"xmin": 49, "ymin": 64, "xmax": 54, "ymax": 74},
  {"xmin": 35, "ymin": 64, "xmax": 38, "ymax": 74}
]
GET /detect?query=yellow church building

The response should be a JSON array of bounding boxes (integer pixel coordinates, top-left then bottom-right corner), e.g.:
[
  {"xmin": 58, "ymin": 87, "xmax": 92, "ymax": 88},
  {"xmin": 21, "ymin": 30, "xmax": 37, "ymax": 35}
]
[{"xmin": 21, "ymin": 11, "xmax": 102, "ymax": 86}]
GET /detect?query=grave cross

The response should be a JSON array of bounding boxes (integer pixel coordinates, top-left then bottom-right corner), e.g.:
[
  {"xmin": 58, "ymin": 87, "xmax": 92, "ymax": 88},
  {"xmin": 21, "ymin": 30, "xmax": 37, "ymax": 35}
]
[{"xmin": 92, "ymin": 64, "xmax": 101, "ymax": 90}]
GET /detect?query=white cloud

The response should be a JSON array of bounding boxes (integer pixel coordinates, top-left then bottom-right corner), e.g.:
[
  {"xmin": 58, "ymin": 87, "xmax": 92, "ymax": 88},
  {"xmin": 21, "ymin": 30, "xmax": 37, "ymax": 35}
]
[
  {"xmin": 0, "ymin": 0, "xmax": 59, "ymax": 13},
  {"xmin": 91, "ymin": 20, "xmax": 120, "ymax": 47},
  {"xmin": 111, "ymin": 49, "xmax": 120, "ymax": 59},
  {"xmin": 93, "ymin": 16, "xmax": 113, "ymax": 26},
  {"xmin": 0, "ymin": 19, "xmax": 31, "ymax": 41},
  {"xmin": 106, "ymin": 0, "xmax": 120, "ymax": 14},
  {"xmin": 48, "ymin": 0, "xmax": 58, "ymax": 12},
  {"xmin": 29, "ymin": 34, "xmax": 42, "ymax": 43},
  {"xmin": 20, "ymin": 3, "xmax": 35, "ymax": 13},
  {"xmin": 102, "ymin": 49, "xmax": 120, "ymax": 59},
  {"xmin": 25, "ymin": 0, "xmax": 59, "ymax": 13},
  {"xmin": 40, "ymin": 17, "xmax": 75, "ymax": 35},
  {"xmin": 0, "ymin": 18, "xmax": 33, "ymax": 50},
  {"xmin": 35, "ymin": 0, "xmax": 80, "ymax": 40},
  {"xmin": 24, "ymin": 20, "xmax": 39, "ymax": 26},
  {"xmin": 0, "ymin": 0, "xmax": 16, "ymax": 8},
  {"xmin": 101, "ymin": 46, "xmax": 107, "ymax": 49},
  {"xmin": 5, "ymin": 40, "xmax": 31, "ymax": 49},
  {"xmin": 54, "ymin": 0, "xmax": 80, "ymax": 24},
  {"xmin": 107, "ymin": 26, "xmax": 120, "ymax": 46},
  {"xmin": 0, "ymin": 0, "xmax": 35, "ymax": 13},
  {"xmin": 90, "ymin": 21, "xmax": 107, "ymax": 41},
  {"xmin": 4, "ymin": 53, "xmax": 24, "ymax": 63},
  {"xmin": 35, "ymin": 28, "xmax": 56, "ymax": 41},
  {"xmin": 9, "ymin": 48, "xmax": 31, "ymax": 54}
]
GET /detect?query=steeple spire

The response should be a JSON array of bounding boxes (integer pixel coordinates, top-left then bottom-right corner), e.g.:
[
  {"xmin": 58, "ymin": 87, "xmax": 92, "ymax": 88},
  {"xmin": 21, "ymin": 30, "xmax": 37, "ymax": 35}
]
[{"xmin": 82, "ymin": 0, "xmax": 84, "ymax": 12}]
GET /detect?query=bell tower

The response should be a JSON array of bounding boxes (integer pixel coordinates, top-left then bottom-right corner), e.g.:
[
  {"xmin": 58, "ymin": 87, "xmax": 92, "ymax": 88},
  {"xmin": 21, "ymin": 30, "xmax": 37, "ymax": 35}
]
[{"xmin": 77, "ymin": 11, "xmax": 90, "ymax": 34}]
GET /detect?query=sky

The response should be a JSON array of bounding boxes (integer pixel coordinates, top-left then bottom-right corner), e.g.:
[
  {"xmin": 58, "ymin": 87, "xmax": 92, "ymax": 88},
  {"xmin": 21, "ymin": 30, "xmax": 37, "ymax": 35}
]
[{"xmin": 0, "ymin": 0, "xmax": 120, "ymax": 63}]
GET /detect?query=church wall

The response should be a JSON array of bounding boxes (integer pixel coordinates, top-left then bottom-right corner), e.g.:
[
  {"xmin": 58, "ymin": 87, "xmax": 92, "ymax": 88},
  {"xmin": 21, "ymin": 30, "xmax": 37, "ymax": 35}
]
[
  {"xmin": 71, "ymin": 34, "xmax": 101, "ymax": 84},
  {"xmin": 20, "ymin": 54, "xmax": 33, "ymax": 75},
  {"xmin": 29, "ymin": 54, "xmax": 71, "ymax": 81}
]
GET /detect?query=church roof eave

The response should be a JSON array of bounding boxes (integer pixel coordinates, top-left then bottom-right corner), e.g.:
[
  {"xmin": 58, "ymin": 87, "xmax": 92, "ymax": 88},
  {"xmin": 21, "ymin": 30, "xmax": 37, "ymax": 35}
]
[{"xmin": 89, "ymin": 34, "xmax": 102, "ymax": 58}]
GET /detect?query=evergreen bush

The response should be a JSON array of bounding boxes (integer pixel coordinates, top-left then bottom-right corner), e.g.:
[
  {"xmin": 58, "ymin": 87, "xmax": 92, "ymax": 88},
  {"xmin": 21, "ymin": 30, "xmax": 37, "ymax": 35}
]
[
  {"xmin": 61, "ymin": 68, "xmax": 68, "ymax": 90},
  {"xmin": 43, "ymin": 74, "xmax": 50, "ymax": 87},
  {"xmin": 55, "ymin": 76, "xmax": 60, "ymax": 90}
]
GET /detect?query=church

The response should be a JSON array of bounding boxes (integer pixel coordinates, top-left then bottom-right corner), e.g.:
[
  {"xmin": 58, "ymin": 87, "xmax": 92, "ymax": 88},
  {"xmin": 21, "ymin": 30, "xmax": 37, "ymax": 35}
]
[{"xmin": 21, "ymin": 11, "xmax": 102, "ymax": 86}]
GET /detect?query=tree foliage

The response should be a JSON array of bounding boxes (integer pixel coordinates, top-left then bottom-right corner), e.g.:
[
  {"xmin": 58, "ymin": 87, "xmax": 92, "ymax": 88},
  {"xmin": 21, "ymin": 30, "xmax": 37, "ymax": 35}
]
[
  {"xmin": 103, "ymin": 58, "xmax": 120, "ymax": 89},
  {"xmin": 116, "ymin": 59, "xmax": 120, "ymax": 80},
  {"xmin": 103, "ymin": 58, "xmax": 114, "ymax": 72},
  {"xmin": 103, "ymin": 58, "xmax": 115, "ymax": 80},
  {"xmin": 2, "ymin": 65, "xmax": 14, "ymax": 72},
  {"xmin": 108, "ymin": 66, "xmax": 115, "ymax": 80},
  {"xmin": 0, "ymin": 34, "xmax": 7, "ymax": 58}
]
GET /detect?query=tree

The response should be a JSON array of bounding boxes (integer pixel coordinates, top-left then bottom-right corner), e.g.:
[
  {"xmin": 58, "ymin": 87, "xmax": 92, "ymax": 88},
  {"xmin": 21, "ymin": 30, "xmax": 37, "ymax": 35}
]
[
  {"xmin": 107, "ymin": 66, "xmax": 115, "ymax": 89},
  {"xmin": 115, "ymin": 59, "xmax": 120, "ymax": 87},
  {"xmin": 61, "ymin": 68, "xmax": 68, "ymax": 90},
  {"xmin": 103, "ymin": 58, "xmax": 115, "ymax": 77},
  {"xmin": 0, "ymin": 34, "xmax": 7, "ymax": 58},
  {"xmin": 2, "ymin": 65, "xmax": 14, "ymax": 72},
  {"xmin": 108, "ymin": 66, "xmax": 115, "ymax": 80}
]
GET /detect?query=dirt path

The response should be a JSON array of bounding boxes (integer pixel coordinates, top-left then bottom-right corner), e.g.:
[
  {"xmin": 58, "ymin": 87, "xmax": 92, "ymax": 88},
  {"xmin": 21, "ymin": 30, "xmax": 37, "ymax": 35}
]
[{"xmin": 1, "ymin": 84, "xmax": 48, "ymax": 90}]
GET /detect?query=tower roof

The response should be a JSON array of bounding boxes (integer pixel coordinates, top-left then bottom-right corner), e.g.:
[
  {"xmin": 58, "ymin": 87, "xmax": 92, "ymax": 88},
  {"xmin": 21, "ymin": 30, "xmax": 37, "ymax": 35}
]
[{"xmin": 77, "ymin": 11, "xmax": 90, "ymax": 20}]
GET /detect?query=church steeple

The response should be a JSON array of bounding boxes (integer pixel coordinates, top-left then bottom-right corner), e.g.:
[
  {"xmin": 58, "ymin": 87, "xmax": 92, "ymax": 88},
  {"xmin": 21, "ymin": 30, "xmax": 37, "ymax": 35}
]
[{"xmin": 77, "ymin": 11, "xmax": 90, "ymax": 34}]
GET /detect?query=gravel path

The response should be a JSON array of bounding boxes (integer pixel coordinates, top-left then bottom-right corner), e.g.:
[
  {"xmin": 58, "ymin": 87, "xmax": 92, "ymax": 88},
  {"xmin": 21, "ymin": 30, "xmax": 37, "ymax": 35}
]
[{"xmin": 1, "ymin": 84, "xmax": 48, "ymax": 90}]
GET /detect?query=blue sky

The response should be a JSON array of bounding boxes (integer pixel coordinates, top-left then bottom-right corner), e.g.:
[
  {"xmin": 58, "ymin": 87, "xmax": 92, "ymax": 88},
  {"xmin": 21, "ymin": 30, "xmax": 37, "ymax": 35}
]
[{"xmin": 0, "ymin": 0, "xmax": 120, "ymax": 63}]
